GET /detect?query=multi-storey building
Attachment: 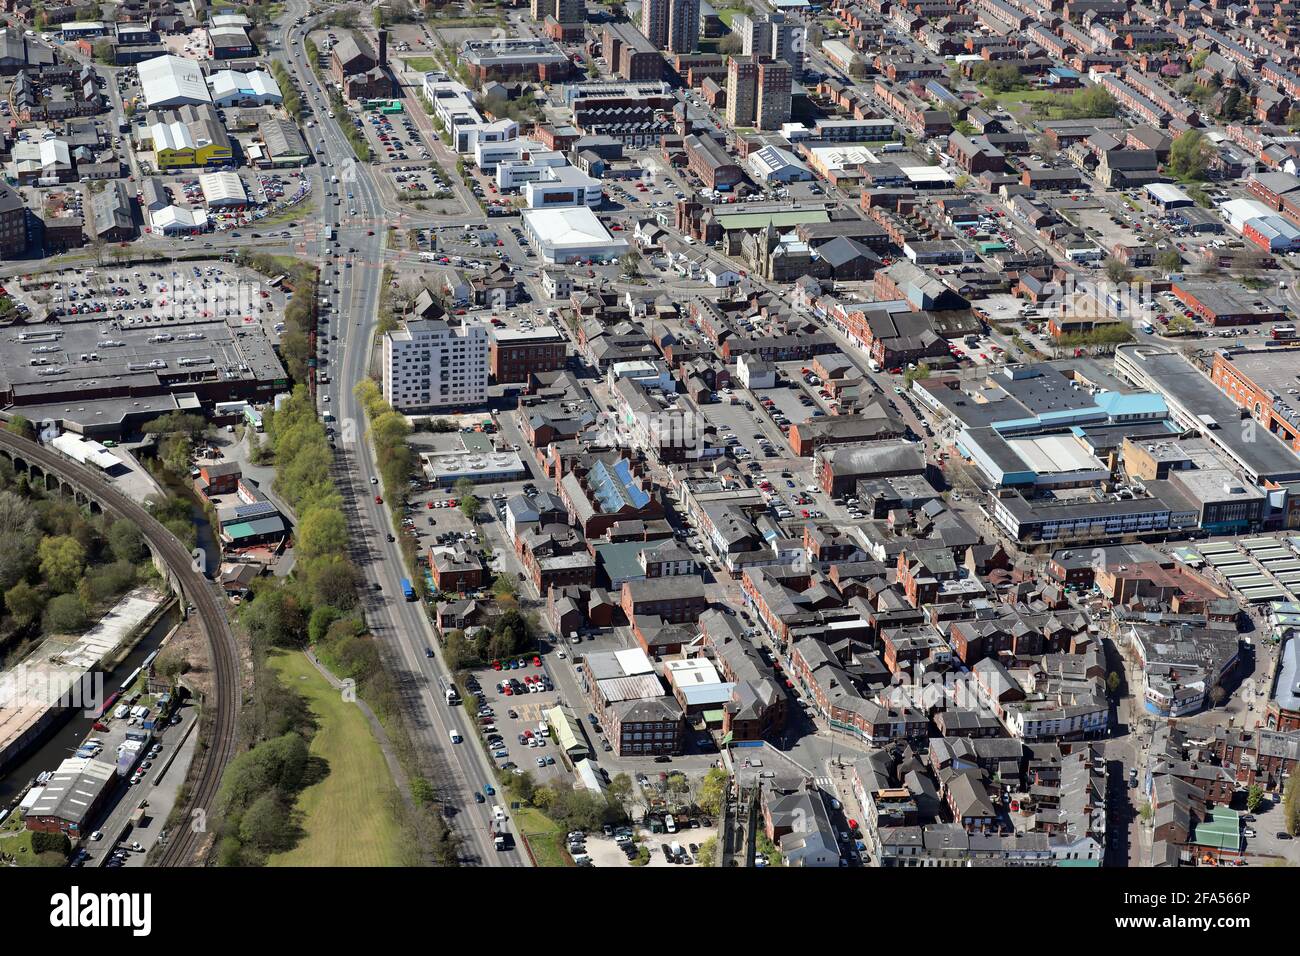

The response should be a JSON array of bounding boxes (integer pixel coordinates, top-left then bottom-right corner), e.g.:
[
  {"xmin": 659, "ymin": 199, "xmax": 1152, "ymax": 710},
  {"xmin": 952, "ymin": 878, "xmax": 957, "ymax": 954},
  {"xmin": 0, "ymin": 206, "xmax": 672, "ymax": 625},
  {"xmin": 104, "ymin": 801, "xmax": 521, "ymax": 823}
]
[
  {"xmin": 726, "ymin": 55, "xmax": 791, "ymax": 130},
  {"xmin": 640, "ymin": 0, "xmax": 669, "ymax": 48},
  {"xmin": 725, "ymin": 55, "xmax": 759, "ymax": 128},
  {"xmin": 382, "ymin": 319, "xmax": 488, "ymax": 412},
  {"xmin": 744, "ymin": 12, "xmax": 803, "ymax": 77},
  {"xmin": 666, "ymin": 0, "xmax": 700, "ymax": 54}
]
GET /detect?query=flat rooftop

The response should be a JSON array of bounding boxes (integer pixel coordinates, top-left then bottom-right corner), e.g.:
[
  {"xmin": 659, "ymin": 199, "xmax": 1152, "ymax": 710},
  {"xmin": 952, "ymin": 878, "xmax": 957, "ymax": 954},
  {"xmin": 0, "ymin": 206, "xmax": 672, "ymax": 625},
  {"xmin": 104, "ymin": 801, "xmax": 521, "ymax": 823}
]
[
  {"xmin": 1217, "ymin": 347, "xmax": 1300, "ymax": 403},
  {"xmin": 1118, "ymin": 345, "xmax": 1300, "ymax": 483},
  {"xmin": 1, "ymin": 313, "xmax": 286, "ymax": 397}
]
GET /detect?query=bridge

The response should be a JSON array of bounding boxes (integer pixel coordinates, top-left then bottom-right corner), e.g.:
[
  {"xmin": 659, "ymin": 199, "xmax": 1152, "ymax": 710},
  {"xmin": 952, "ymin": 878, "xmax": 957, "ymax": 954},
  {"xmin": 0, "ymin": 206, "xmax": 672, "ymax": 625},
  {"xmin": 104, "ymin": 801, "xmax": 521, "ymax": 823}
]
[{"xmin": 0, "ymin": 430, "xmax": 241, "ymax": 867}]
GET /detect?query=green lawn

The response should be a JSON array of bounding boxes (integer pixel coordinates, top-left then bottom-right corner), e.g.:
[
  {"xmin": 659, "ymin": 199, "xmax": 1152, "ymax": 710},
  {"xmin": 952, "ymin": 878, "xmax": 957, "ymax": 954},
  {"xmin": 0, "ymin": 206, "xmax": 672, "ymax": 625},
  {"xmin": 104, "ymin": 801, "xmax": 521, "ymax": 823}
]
[
  {"xmin": 514, "ymin": 807, "xmax": 571, "ymax": 867},
  {"xmin": 0, "ymin": 824, "xmax": 66, "ymax": 867},
  {"xmin": 401, "ymin": 56, "xmax": 440, "ymax": 73},
  {"xmin": 718, "ymin": 7, "xmax": 748, "ymax": 27},
  {"xmin": 266, "ymin": 650, "xmax": 404, "ymax": 867}
]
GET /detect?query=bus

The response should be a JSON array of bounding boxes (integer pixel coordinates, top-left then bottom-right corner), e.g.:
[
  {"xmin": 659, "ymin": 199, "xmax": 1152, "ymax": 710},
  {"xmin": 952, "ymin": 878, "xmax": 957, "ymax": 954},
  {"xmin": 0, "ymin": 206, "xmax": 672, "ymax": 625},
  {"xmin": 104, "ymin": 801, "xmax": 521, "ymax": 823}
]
[
  {"xmin": 399, "ymin": 578, "xmax": 415, "ymax": 601},
  {"xmin": 1271, "ymin": 324, "xmax": 1297, "ymax": 341}
]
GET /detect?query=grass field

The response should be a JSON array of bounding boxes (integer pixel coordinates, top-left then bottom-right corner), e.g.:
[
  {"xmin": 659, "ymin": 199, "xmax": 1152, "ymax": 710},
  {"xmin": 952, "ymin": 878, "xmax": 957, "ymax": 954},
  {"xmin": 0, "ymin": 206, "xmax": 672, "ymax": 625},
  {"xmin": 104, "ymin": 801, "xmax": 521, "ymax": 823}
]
[
  {"xmin": 401, "ymin": 56, "xmax": 440, "ymax": 72},
  {"xmin": 514, "ymin": 807, "xmax": 571, "ymax": 867},
  {"xmin": 266, "ymin": 650, "xmax": 405, "ymax": 867},
  {"xmin": 976, "ymin": 86, "xmax": 1103, "ymax": 121}
]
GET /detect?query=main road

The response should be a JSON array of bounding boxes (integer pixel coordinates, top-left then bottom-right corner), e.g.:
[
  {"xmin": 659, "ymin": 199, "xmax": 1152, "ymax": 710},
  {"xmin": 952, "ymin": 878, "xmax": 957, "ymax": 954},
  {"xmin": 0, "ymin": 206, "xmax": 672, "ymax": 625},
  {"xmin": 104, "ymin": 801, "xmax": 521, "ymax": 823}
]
[{"xmin": 279, "ymin": 0, "xmax": 526, "ymax": 865}]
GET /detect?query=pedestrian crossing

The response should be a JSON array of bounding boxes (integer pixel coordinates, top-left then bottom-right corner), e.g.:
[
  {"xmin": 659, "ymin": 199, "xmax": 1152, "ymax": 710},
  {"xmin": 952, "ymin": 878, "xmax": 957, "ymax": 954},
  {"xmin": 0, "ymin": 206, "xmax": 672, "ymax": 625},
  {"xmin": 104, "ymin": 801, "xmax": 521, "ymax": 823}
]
[{"xmin": 815, "ymin": 776, "xmax": 833, "ymax": 789}]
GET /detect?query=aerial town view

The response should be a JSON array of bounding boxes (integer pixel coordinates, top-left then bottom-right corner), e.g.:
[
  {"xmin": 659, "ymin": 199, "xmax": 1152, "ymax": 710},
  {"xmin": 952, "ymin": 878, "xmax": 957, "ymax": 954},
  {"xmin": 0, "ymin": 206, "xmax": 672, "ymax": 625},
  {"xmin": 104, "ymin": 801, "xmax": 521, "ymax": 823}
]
[{"xmin": 0, "ymin": 0, "xmax": 1294, "ymax": 926}]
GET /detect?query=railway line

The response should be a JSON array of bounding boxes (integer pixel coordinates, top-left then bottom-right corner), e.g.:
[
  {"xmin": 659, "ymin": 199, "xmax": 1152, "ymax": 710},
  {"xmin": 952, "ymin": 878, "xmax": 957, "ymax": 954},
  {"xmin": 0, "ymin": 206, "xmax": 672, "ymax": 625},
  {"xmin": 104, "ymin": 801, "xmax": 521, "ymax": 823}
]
[{"xmin": 0, "ymin": 430, "xmax": 241, "ymax": 867}]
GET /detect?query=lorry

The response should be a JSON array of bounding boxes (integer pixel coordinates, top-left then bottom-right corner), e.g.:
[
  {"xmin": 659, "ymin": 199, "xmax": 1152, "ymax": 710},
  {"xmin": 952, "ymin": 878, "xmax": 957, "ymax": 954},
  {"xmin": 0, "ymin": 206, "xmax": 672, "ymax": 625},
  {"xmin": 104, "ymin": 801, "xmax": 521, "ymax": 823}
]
[
  {"xmin": 439, "ymin": 675, "xmax": 459, "ymax": 705},
  {"xmin": 492, "ymin": 819, "xmax": 512, "ymax": 851}
]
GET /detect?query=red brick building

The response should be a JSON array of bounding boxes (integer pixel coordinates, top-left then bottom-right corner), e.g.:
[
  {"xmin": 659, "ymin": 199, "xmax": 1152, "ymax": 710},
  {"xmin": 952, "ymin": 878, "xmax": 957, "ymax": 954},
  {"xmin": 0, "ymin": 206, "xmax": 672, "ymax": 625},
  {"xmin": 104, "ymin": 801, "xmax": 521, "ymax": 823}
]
[
  {"xmin": 620, "ymin": 576, "xmax": 707, "ymax": 624},
  {"xmin": 490, "ymin": 329, "xmax": 567, "ymax": 384}
]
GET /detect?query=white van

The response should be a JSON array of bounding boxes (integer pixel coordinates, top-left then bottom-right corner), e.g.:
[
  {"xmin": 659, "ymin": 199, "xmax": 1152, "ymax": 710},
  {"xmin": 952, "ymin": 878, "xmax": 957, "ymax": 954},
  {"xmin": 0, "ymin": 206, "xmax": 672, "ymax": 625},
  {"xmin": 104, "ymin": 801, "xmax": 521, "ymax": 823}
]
[
  {"xmin": 448, "ymin": 729, "xmax": 462, "ymax": 744},
  {"xmin": 493, "ymin": 804, "xmax": 506, "ymax": 822}
]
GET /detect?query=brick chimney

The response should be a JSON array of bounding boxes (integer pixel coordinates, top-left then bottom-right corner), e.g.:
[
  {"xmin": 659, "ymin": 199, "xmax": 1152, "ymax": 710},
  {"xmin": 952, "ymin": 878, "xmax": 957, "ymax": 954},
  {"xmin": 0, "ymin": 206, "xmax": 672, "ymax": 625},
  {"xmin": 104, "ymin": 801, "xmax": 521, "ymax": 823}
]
[{"xmin": 377, "ymin": 29, "xmax": 388, "ymax": 67}]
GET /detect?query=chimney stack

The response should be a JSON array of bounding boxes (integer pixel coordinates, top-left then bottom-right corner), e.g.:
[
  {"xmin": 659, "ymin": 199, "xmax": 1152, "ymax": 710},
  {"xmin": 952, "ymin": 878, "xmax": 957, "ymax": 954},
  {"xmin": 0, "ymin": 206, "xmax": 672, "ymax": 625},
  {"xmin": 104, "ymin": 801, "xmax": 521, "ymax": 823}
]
[{"xmin": 377, "ymin": 29, "xmax": 388, "ymax": 67}]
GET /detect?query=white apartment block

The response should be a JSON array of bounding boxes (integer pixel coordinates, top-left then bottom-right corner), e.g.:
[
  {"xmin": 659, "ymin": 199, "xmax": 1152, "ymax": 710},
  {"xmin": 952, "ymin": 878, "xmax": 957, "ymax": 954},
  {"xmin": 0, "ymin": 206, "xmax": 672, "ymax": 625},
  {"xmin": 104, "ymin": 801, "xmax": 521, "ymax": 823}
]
[{"xmin": 382, "ymin": 319, "xmax": 489, "ymax": 412}]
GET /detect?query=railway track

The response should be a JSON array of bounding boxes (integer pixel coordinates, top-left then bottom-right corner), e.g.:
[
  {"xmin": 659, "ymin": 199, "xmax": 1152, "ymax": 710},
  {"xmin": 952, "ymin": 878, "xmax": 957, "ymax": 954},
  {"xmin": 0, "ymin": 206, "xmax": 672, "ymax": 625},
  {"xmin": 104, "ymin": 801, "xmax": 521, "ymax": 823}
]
[{"xmin": 0, "ymin": 431, "xmax": 241, "ymax": 867}]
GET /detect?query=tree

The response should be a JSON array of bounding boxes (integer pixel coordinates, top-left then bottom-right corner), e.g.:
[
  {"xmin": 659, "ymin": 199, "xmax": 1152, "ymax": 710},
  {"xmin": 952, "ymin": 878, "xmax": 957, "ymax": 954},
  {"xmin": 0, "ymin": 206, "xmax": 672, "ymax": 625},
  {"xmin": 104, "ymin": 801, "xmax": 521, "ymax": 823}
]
[
  {"xmin": 1106, "ymin": 671, "xmax": 1121, "ymax": 696},
  {"xmin": 1059, "ymin": 86, "xmax": 1118, "ymax": 120},
  {"xmin": 107, "ymin": 519, "xmax": 146, "ymax": 564},
  {"xmin": 696, "ymin": 835, "xmax": 718, "ymax": 866},
  {"xmin": 5, "ymin": 580, "xmax": 44, "ymax": 626},
  {"xmin": 620, "ymin": 249, "xmax": 642, "ymax": 278},
  {"xmin": 454, "ymin": 477, "xmax": 476, "ymax": 500},
  {"xmin": 903, "ymin": 363, "xmax": 932, "ymax": 385},
  {"xmin": 609, "ymin": 773, "xmax": 633, "ymax": 807},
  {"xmin": 154, "ymin": 648, "xmax": 190, "ymax": 680},
  {"xmin": 445, "ymin": 629, "xmax": 477, "ymax": 670},
  {"xmin": 1283, "ymin": 773, "xmax": 1300, "ymax": 836},
  {"xmin": 0, "ymin": 490, "xmax": 39, "ymax": 591},
  {"xmin": 492, "ymin": 573, "xmax": 517, "ymax": 599},
  {"xmin": 239, "ymin": 792, "xmax": 294, "ymax": 853},
  {"xmin": 44, "ymin": 593, "xmax": 88, "ymax": 633},
  {"xmin": 719, "ymin": 33, "xmax": 743, "ymax": 55},
  {"xmin": 698, "ymin": 767, "xmax": 729, "ymax": 815},
  {"xmin": 304, "ymin": 557, "xmax": 360, "ymax": 612},
  {"xmin": 38, "ymin": 535, "xmax": 86, "ymax": 594},
  {"xmin": 460, "ymin": 494, "xmax": 482, "ymax": 522},
  {"xmin": 1156, "ymin": 248, "xmax": 1183, "ymax": 274},
  {"xmin": 1219, "ymin": 86, "xmax": 1247, "ymax": 122},
  {"xmin": 1246, "ymin": 784, "xmax": 1265, "ymax": 813},
  {"xmin": 971, "ymin": 62, "xmax": 1024, "ymax": 93},
  {"xmin": 296, "ymin": 506, "xmax": 348, "ymax": 561},
  {"xmin": 239, "ymin": 585, "xmax": 307, "ymax": 648},
  {"xmin": 1103, "ymin": 257, "xmax": 1131, "ymax": 285},
  {"xmin": 509, "ymin": 770, "xmax": 538, "ymax": 805},
  {"xmin": 1168, "ymin": 129, "xmax": 1212, "ymax": 181},
  {"xmin": 3, "ymin": 415, "xmax": 34, "ymax": 439},
  {"xmin": 308, "ymin": 605, "xmax": 342, "ymax": 644}
]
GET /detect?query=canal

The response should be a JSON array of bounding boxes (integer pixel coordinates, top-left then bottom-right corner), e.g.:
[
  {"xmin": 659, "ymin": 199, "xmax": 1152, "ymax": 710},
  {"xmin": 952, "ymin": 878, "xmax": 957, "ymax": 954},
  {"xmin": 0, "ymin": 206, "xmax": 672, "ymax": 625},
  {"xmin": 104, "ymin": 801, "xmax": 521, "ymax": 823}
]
[{"xmin": 0, "ymin": 602, "xmax": 181, "ymax": 809}]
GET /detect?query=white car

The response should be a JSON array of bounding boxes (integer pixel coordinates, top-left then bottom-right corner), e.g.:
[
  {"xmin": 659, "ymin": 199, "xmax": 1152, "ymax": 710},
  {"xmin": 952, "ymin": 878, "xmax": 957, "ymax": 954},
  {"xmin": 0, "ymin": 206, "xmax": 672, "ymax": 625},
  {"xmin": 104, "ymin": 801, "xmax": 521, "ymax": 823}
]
[{"xmin": 370, "ymin": 477, "xmax": 379, "ymax": 485}]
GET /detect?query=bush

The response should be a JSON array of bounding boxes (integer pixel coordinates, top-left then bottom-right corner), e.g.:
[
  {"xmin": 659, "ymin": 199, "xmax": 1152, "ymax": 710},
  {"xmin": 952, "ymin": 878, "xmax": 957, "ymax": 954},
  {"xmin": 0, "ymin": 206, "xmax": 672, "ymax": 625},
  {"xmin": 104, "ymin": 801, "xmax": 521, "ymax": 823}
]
[{"xmin": 44, "ymin": 593, "xmax": 88, "ymax": 633}]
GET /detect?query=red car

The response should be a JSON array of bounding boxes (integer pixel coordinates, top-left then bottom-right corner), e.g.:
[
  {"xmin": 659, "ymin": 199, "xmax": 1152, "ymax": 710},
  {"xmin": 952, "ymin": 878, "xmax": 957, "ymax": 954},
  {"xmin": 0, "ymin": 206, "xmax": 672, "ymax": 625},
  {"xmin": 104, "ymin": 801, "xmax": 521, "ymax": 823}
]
[
  {"xmin": 375, "ymin": 495, "xmax": 383, "ymax": 504},
  {"xmin": 533, "ymin": 656, "xmax": 542, "ymax": 667},
  {"xmin": 492, "ymin": 660, "xmax": 502, "ymax": 670}
]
